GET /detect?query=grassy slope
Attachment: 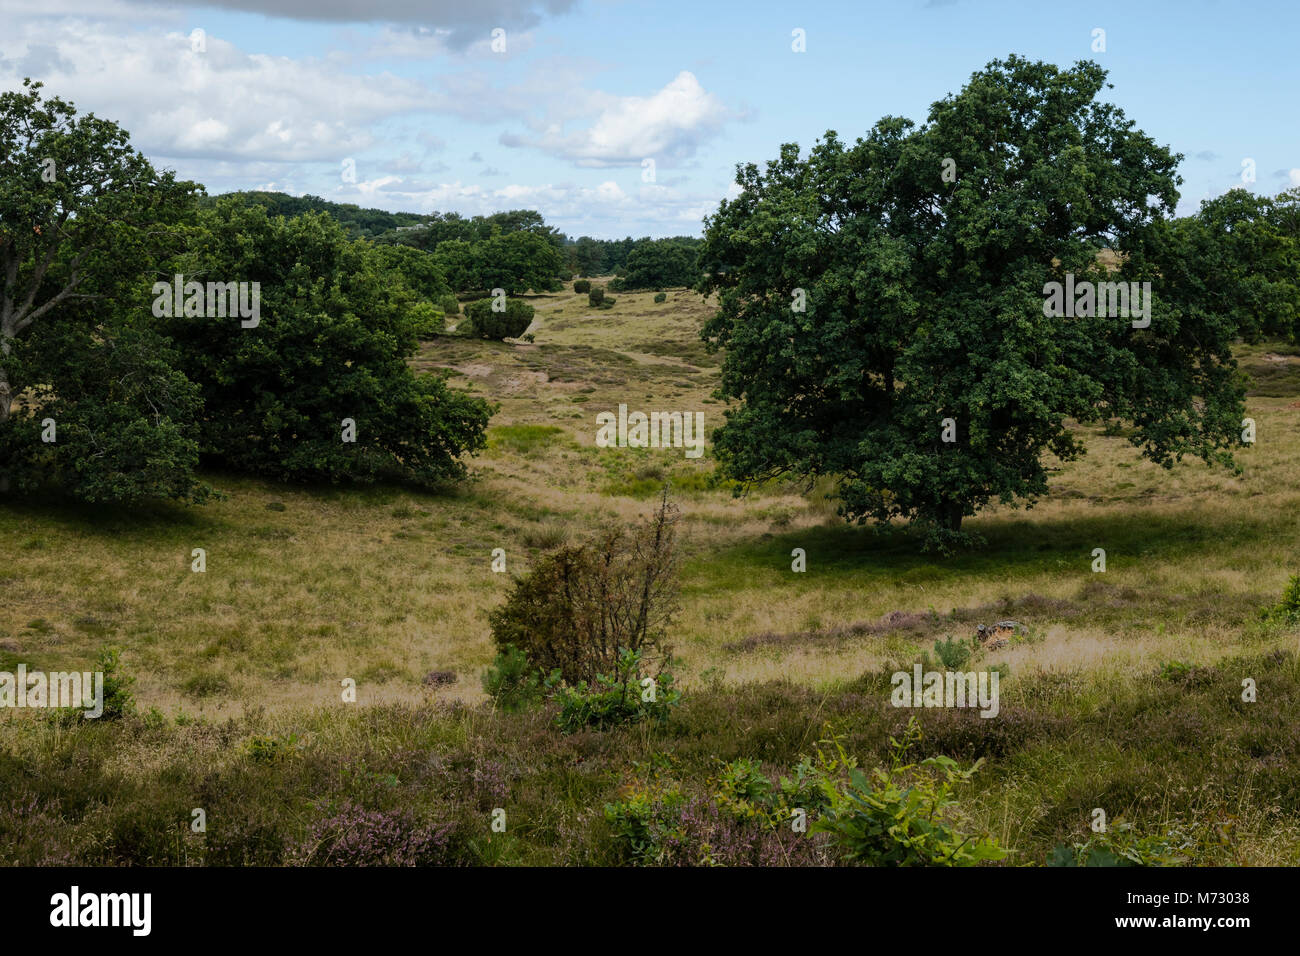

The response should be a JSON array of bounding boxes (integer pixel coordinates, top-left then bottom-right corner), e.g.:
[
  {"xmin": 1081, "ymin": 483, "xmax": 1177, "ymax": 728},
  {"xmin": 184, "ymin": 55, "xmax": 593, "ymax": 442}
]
[{"xmin": 3, "ymin": 281, "xmax": 1300, "ymax": 864}]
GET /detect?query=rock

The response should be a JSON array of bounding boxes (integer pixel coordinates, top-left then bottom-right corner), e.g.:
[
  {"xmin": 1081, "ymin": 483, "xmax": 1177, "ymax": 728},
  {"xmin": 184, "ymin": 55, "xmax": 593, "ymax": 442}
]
[{"xmin": 976, "ymin": 620, "xmax": 1025, "ymax": 649}]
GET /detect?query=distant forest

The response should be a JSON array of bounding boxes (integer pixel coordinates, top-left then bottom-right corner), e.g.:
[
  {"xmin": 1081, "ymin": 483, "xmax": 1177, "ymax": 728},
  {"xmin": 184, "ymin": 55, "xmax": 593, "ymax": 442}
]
[{"xmin": 207, "ymin": 190, "xmax": 703, "ymax": 286}]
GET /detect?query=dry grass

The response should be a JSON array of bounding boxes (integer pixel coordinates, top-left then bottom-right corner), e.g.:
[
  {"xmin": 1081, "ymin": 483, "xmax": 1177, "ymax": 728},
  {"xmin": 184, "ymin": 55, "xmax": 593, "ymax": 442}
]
[{"xmin": 2, "ymin": 288, "xmax": 1299, "ymax": 724}]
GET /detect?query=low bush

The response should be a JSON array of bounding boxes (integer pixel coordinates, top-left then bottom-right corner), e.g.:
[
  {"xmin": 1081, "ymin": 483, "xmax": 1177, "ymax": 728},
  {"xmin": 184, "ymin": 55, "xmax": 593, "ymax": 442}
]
[
  {"xmin": 1266, "ymin": 574, "xmax": 1300, "ymax": 624},
  {"xmin": 574, "ymin": 279, "xmax": 591, "ymax": 293},
  {"xmin": 811, "ymin": 720, "xmax": 1006, "ymax": 866},
  {"xmin": 481, "ymin": 644, "xmax": 545, "ymax": 712},
  {"xmin": 96, "ymin": 647, "xmax": 135, "ymax": 720},
  {"xmin": 932, "ymin": 636, "xmax": 973, "ymax": 670},
  {"xmin": 461, "ymin": 298, "xmax": 535, "ymax": 340},
  {"xmin": 603, "ymin": 775, "xmax": 830, "ymax": 866},
  {"xmin": 290, "ymin": 802, "xmax": 462, "ymax": 866},
  {"xmin": 488, "ymin": 489, "xmax": 680, "ymax": 686},
  {"xmin": 553, "ymin": 649, "xmax": 680, "ymax": 732}
]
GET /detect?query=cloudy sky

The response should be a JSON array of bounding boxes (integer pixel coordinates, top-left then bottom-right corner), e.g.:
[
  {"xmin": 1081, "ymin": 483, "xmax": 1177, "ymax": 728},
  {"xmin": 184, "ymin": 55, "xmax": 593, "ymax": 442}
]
[{"xmin": 2, "ymin": 0, "xmax": 1297, "ymax": 238}]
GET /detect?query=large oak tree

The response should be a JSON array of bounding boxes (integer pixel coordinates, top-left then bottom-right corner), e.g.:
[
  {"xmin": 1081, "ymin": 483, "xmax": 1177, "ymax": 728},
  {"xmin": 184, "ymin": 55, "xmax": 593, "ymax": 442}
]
[{"xmin": 699, "ymin": 56, "xmax": 1247, "ymax": 549}]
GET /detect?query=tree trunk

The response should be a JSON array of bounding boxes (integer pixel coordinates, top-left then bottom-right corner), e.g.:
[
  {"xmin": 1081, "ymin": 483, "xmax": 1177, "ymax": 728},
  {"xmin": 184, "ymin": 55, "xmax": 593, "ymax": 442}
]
[
  {"xmin": 0, "ymin": 358, "xmax": 11, "ymax": 493},
  {"xmin": 940, "ymin": 499, "xmax": 963, "ymax": 533}
]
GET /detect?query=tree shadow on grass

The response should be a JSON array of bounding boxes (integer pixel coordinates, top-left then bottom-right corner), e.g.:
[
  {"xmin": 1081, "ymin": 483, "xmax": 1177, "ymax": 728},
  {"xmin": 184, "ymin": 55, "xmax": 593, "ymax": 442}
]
[
  {"xmin": 687, "ymin": 503, "xmax": 1289, "ymax": 595},
  {"xmin": 0, "ymin": 468, "xmax": 484, "ymax": 543}
]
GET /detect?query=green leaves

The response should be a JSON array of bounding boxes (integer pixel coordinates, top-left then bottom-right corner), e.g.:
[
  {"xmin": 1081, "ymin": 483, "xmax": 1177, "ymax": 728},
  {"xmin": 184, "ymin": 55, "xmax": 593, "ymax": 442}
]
[
  {"xmin": 610, "ymin": 239, "xmax": 701, "ymax": 291},
  {"xmin": 552, "ymin": 649, "xmax": 681, "ymax": 733},
  {"xmin": 700, "ymin": 56, "xmax": 1246, "ymax": 550},
  {"xmin": 1047, "ymin": 821, "xmax": 1192, "ymax": 867},
  {"xmin": 461, "ymin": 297, "xmax": 535, "ymax": 340},
  {"xmin": 158, "ymin": 202, "xmax": 492, "ymax": 486},
  {"xmin": 810, "ymin": 748, "xmax": 1006, "ymax": 866}
]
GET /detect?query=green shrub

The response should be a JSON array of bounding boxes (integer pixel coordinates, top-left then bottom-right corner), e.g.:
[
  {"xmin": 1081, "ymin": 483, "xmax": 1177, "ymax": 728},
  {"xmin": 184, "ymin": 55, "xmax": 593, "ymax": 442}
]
[
  {"xmin": 1268, "ymin": 574, "xmax": 1300, "ymax": 624},
  {"xmin": 462, "ymin": 297, "xmax": 535, "ymax": 340},
  {"xmin": 488, "ymin": 489, "xmax": 680, "ymax": 685},
  {"xmin": 438, "ymin": 293, "xmax": 460, "ymax": 315},
  {"xmin": 932, "ymin": 635, "xmax": 972, "ymax": 669},
  {"xmin": 603, "ymin": 780, "xmax": 685, "ymax": 866},
  {"xmin": 95, "ymin": 647, "xmax": 136, "ymax": 720},
  {"xmin": 246, "ymin": 733, "xmax": 302, "ymax": 763},
  {"xmin": 553, "ymin": 648, "xmax": 680, "ymax": 732},
  {"xmin": 653, "ymin": 292, "xmax": 667, "ymax": 303},
  {"xmin": 712, "ymin": 758, "xmax": 778, "ymax": 824},
  {"xmin": 159, "ymin": 202, "xmax": 491, "ymax": 488},
  {"xmin": 811, "ymin": 719, "xmax": 1006, "ymax": 866},
  {"xmin": 585, "ymin": 286, "xmax": 616, "ymax": 309},
  {"xmin": 574, "ymin": 279, "xmax": 591, "ymax": 293},
  {"xmin": 712, "ymin": 754, "xmax": 834, "ymax": 829},
  {"xmin": 481, "ymin": 645, "xmax": 545, "ymax": 712},
  {"xmin": 408, "ymin": 301, "xmax": 445, "ymax": 337}
]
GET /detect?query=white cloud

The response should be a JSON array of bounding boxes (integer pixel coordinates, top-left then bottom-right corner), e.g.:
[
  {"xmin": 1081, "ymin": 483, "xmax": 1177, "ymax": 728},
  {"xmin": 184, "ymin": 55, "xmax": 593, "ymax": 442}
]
[
  {"xmin": 500, "ymin": 71, "xmax": 730, "ymax": 167},
  {"xmin": 0, "ymin": 22, "xmax": 432, "ymax": 162},
  {"xmin": 0, "ymin": 8, "xmax": 729, "ymax": 235}
]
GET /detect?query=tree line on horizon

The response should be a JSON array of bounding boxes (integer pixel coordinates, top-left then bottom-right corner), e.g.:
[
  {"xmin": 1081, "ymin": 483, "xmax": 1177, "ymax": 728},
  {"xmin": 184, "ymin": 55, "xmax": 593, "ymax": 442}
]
[{"xmin": 212, "ymin": 189, "xmax": 706, "ymax": 292}]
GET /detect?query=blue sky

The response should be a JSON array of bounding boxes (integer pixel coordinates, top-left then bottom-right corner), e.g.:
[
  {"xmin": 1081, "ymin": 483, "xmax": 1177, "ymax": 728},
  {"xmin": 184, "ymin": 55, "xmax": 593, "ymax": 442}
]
[{"xmin": 2, "ymin": 0, "xmax": 1297, "ymax": 237}]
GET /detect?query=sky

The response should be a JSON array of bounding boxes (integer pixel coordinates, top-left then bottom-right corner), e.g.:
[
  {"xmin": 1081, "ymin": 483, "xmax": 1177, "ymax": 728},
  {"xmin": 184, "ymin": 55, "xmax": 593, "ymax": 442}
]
[{"xmin": 2, "ymin": 0, "xmax": 1297, "ymax": 239}]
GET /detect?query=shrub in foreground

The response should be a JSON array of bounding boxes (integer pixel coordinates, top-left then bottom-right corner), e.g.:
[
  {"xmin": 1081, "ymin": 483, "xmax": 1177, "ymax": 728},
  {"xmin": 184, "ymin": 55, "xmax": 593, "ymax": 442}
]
[
  {"xmin": 553, "ymin": 648, "xmax": 680, "ymax": 732},
  {"xmin": 290, "ymin": 802, "xmax": 462, "ymax": 866},
  {"xmin": 810, "ymin": 721, "xmax": 1006, "ymax": 866},
  {"xmin": 488, "ymin": 489, "xmax": 680, "ymax": 686},
  {"xmin": 482, "ymin": 644, "xmax": 546, "ymax": 712}
]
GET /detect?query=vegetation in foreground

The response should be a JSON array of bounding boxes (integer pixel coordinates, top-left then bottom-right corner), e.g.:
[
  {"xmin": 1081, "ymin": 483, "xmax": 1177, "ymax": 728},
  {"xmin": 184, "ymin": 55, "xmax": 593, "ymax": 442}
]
[{"xmin": 2, "ymin": 643, "xmax": 1296, "ymax": 865}]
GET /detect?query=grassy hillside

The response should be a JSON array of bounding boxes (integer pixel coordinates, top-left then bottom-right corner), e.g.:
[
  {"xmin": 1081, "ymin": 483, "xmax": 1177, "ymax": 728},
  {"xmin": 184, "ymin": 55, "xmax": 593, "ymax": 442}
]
[{"xmin": 3, "ymin": 281, "xmax": 1300, "ymax": 865}]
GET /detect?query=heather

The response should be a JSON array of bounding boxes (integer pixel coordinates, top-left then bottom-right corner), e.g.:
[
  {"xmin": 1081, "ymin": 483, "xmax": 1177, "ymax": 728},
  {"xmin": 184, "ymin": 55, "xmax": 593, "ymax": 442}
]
[{"xmin": 2, "ymin": 645, "xmax": 1296, "ymax": 865}]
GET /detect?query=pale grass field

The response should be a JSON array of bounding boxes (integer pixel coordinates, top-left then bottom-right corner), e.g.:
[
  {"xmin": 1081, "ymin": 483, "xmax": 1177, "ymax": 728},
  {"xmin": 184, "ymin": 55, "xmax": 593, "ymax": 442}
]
[{"xmin": 2, "ymin": 281, "xmax": 1299, "ymax": 722}]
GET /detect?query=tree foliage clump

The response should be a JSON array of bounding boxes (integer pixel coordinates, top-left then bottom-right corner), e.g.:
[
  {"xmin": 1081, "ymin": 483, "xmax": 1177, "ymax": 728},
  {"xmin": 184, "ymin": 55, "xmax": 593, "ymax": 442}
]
[
  {"xmin": 461, "ymin": 297, "xmax": 535, "ymax": 340},
  {"xmin": 699, "ymin": 56, "xmax": 1247, "ymax": 550},
  {"xmin": 1, "ymin": 313, "xmax": 211, "ymax": 503},
  {"xmin": 158, "ymin": 201, "xmax": 492, "ymax": 486},
  {"xmin": 0, "ymin": 79, "xmax": 205, "ymax": 500},
  {"xmin": 587, "ymin": 287, "xmax": 615, "ymax": 309},
  {"xmin": 611, "ymin": 238, "xmax": 700, "ymax": 291},
  {"xmin": 431, "ymin": 231, "xmax": 563, "ymax": 294},
  {"xmin": 1164, "ymin": 187, "xmax": 1300, "ymax": 343},
  {"xmin": 2, "ymin": 80, "xmax": 494, "ymax": 500}
]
